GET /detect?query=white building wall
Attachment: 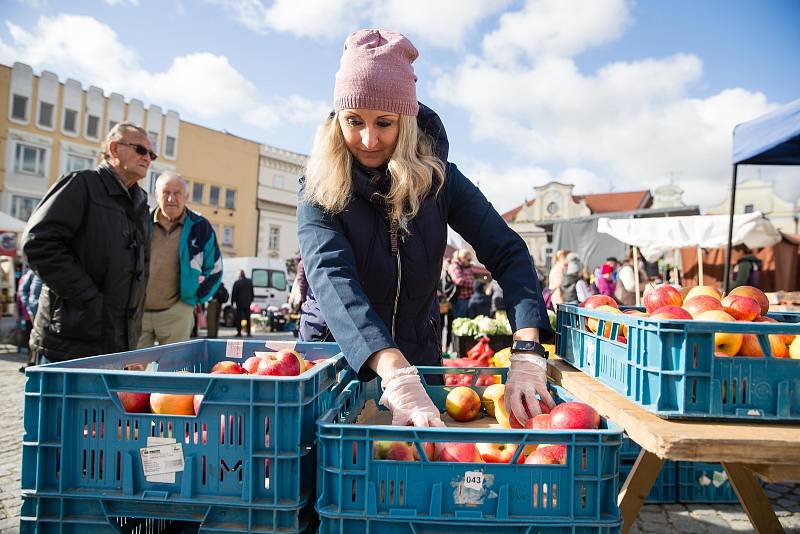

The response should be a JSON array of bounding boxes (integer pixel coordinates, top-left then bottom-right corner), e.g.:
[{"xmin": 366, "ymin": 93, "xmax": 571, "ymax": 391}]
[
  {"xmin": 9, "ymin": 62, "xmax": 33, "ymax": 125},
  {"xmin": 35, "ymin": 71, "xmax": 58, "ymax": 131},
  {"xmin": 60, "ymin": 79, "xmax": 82, "ymax": 138}
]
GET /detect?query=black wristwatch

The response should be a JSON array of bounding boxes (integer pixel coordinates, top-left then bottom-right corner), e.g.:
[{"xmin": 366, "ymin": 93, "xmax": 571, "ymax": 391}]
[{"xmin": 511, "ymin": 340, "xmax": 549, "ymax": 359}]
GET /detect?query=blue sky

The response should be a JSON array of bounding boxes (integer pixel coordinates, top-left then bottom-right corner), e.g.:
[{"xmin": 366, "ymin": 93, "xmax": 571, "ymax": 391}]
[{"xmin": 2, "ymin": 0, "xmax": 799, "ymax": 213}]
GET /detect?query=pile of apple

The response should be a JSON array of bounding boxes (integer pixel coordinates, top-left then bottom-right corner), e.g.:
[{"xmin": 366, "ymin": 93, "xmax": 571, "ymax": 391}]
[
  {"xmin": 117, "ymin": 349, "xmax": 323, "ymax": 416},
  {"xmin": 374, "ymin": 384, "xmax": 601, "ymax": 466},
  {"xmin": 581, "ymin": 285, "xmax": 800, "ymax": 358}
]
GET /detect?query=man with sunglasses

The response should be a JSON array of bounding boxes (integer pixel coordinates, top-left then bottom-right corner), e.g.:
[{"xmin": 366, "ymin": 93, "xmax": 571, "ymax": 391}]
[{"xmin": 21, "ymin": 122, "xmax": 153, "ymax": 363}]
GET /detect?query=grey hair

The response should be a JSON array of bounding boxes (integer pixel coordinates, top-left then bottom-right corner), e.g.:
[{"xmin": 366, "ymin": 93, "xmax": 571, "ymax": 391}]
[
  {"xmin": 101, "ymin": 121, "xmax": 149, "ymax": 161},
  {"xmin": 155, "ymin": 171, "xmax": 188, "ymax": 195}
]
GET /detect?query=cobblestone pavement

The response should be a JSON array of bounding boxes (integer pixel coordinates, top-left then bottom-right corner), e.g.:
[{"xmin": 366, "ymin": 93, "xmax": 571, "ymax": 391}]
[{"xmin": 0, "ymin": 336, "xmax": 799, "ymax": 533}]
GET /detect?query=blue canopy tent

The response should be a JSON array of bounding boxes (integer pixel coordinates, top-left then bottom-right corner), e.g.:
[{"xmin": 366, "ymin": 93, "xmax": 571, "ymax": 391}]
[{"xmin": 724, "ymin": 99, "xmax": 800, "ymax": 292}]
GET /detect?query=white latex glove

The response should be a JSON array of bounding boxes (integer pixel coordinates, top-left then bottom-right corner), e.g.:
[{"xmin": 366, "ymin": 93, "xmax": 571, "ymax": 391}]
[
  {"xmin": 379, "ymin": 368, "xmax": 445, "ymax": 428},
  {"xmin": 505, "ymin": 353, "xmax": 555, "ymax": 426}
]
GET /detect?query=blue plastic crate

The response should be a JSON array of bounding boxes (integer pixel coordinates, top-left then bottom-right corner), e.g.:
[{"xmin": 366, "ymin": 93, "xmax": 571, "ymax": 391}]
[
  {"xmin": 318, "ymin": 511, "xmax": 621, "ymax": 533},
  {"xmin": 618, "ymin": 459, "xmax": 676, "ymax": 504},
  {"xmin": 676, "ymin": 462, "xmax": 739, "ymax": 504},
  {"xmin": 316, "ymin": 366, "xmax": 623, "ymax": 528},
  {"xmin": 22, "ymin": 340, "xmax": 344, "ymax": 509},
  {"xmin": 20, "ymin": 494, "xmax": 315, "ymax": 533},
  {"xmin": 556, "ymin": 304, "xmax": 800, "ymax": 420}
]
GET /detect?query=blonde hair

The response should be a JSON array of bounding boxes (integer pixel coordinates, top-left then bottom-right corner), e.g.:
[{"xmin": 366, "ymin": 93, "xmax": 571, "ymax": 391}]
[{"xmin": 303, "ymin": 112, "xmax": 445, "ymax": 231}]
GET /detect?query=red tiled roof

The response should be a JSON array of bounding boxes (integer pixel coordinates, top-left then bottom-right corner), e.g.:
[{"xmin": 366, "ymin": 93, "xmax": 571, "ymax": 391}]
[
  {"xmin": 502, "ymin": 200, "xmax": 535, "ymax": 222},
  {"xmin": 502, "ymin": 190, "xmax": 652, "ymax": 222}
]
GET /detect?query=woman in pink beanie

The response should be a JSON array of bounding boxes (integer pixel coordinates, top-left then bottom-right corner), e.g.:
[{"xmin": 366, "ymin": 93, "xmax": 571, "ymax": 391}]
[{"xmin": 298, "ymin": 29, "xmax": 553, "ymax": 429}]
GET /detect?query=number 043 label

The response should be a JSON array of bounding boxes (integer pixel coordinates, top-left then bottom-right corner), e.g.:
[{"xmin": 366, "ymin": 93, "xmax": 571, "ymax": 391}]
[{"xmin": 463, "ymin": 470, "xmax": 484, "ymax": 491}]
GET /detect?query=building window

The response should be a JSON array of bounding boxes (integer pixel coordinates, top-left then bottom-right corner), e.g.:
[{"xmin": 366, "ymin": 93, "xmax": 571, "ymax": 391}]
[
  {"xmin": 86, "ymin": 114, "xmax": 100, "ymax": 139},
  {"xmin": 273, "ymin": 175, "xmax": 284, "ymax": 189},
  {"xmin": 63, "ymin": 109, "xmax": 78, "ymax": 133},
  {"xmin": 11, "ymin": 195, "xmax": 40, "ymax": 222},
  {"xmin": 225, "ymin": 189, "xmax": 235, "ymax": 209},
  {"xmin": 744, "ymin": 204, "xmax": 754, "ymax": 214},
  {"xmin": 148, "ymin": 131, "xmax": 158, "ymax": 148},
  {"xmin": 209, "ymin": 185, "xmax": 220, "ymax": 206},
  {"xmin": 165, "ymin": 135, "xmax": 176, "ymax": 157},
  {"xmin": 268, "ymin": 226, "xmax": 280, "ymax": 251},
  {"xmin": 11, "ymin": 94, "xmax": 28, "ymax": 121},
  {"xmin": 14, "ymin": 143, "xmax": 47, "ymax": 176},
  {"xmin": 108, "ymin": 119, "xmax": 118, "ymax": 132},
  {"xmin": 222, "ymin": 226, "xmax": 234, "ymax": 247},
  {"xmin": 38, "ymin": 102, "xmax": 54, "ymax": 128},
  {"xmin": 192, "ymin": 182, "xmax": 204, "ymax": 203},
  {"xmin": 65, "ymin": 154, "xmax": 94, "ymax": 173}
]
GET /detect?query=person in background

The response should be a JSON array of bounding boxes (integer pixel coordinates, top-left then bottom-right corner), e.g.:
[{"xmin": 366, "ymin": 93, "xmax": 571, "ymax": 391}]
[
  {"xmin": 206, "ymin": 282, "xmax": 229, "ymax": 338},
  {"xmin": 489, "ymin": 278, "xmax": 505, "ymax": 319},
  {"xmin": 438, "ymin": 257, "xmax": 455, "ymax": 351},
  {"xmin": 730, "ymin": 244, "xmax": 762, "ymax": 289},
  {"xmin": 17, "ymin": 269, "xmax": 42, "ymax": 372},
  {"xmin": 605, "ymin": 257, "xmax": 620, "ymax": 282},
  {"xmin": 138, "ymin": 172, "xmax": 222, "ymax": 348},
  {"xmin": 548, "ymin": 249, "xmax": 569, "ymax": 306},
  {"xmin": 576, "ymin": 265, "xmax": 596, "ymax": 304},
  {"xmin": 595, "ymin": 263, "xmax": 617, "ymax": 298},
  {"xmin": 615, "ymin": 249, "xmax": 643, "ymax": 306},
  {"xmin": 297, "ymin": 29, "xmax": 552, "ymax": 429},
  {"xmin": 560, "ymin": 253, "xmax": 582, "ymax": 305},
  {"xmin": 448, "ymin": 249, "xmax": 475, "ymax": 318},
  {"xmin": 468, "ymin": 279, "xmax": 491, "ymax": 318},
  {"xmin": 22, "ymin": 122, "xmax": 151, "ymax": 364},
  {"xmin": 231, "ymin": 270, "xmax": 254, "ymax": 337}
]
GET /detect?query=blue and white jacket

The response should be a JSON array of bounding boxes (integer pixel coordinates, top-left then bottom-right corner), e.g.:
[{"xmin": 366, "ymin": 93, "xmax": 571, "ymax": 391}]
[{"xmin": 151, "ymin": 208, "xmax": 222, "ymax": 306}]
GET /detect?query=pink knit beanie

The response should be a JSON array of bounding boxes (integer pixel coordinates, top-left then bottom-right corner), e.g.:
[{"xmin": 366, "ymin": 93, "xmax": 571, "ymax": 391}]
[{"xmin": 334, "ymin": 29, "xmax": 419, "ymax": 116}]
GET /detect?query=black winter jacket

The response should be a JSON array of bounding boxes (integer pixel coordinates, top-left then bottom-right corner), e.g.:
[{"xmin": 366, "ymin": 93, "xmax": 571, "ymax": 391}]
[
  {"xmin": 21, "ymin": 165, "xmax": 150, "ymax": 361},
  {"xmin": 297, "ymin": 104, "xmax": 551, "ymax": 380},
  {"xmin": 231, "ymin": 278, "xmax": 254, "ymax": 308}
]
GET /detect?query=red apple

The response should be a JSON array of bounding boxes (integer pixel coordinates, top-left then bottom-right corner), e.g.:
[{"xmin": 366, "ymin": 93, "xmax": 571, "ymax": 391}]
[
  {"xmin": 530, "ymin": 413, "xmax": 551, "ymax": 429},
  {"xmin": 445, "ymin": 387, "xmax": 481, "ymax": 422},
  {"xmin": 193, "ymin": 394, "xmax": 203, "ymax": 415},
  {"xmin": 695, "ymin": 310, "xmax": 743, "ymax": 356},
  {"xmin": 509, "ymin": 400, "xmax": 551, "ymax": 428},
  {"xmin": 682, "ymin": 295, "xmax": 723, "ymax": 318},
  {"xmin": 586, "ymin": 305, "xmax": 626, "ymax": 338},
  {"xmin": 150, "ymin": 393, "xmax": 195, "ymax": 415},
  {"xmin": 728, "ymin": 286, "xmax": 770, "ymax": 315},
  {"xmin": 643, "ymin": 285, "xmax": 683, "ymax": 314},
  {"xmin": 581, "ymin": 295, "xmax": 618, "ymax": 310},
  {"xmin": 242, "ymin": 356, "xmax": 261, "ymax": 374},
  {"xmin": 685, "ymin": 285, "xmax": 723, "ymax": 302},
  {"xmin": 549, "ymin": 402, "xmax": 600, "ymax": 430},
  {"xmin": 524, "ymin": 444, "xmax": 566, "ymax": 465},
  {"xmin": 413, "ymin": 441, "xmax": 436, "ymax": 462},
  {"xmin": 117, "ymin": 392, "xmax": 151, "ymax": 413},
  {"xmin": 650, "ymin": 305, "xmax": 693, "ymax": 320},
  {"xmin": 435, "ymin": 442, "xmax": 484, "ymax": 463},
  {"xmin": 257, "ymin": 350, "xmax": 303, "ymax": 376},
  {"xmin": 211, "ymin": 361, "xmax": 246, "ymax": 374},
  {"xmin": 623, "ymin": 310, "xmax": 648, "ymax": 316},
  {"xmin": 754, "ymin": 316, "xmax": 794, "ymax": 345},
  {"xmin": 737, "ymin": 333, "xmax": 788, "ymax": 358},
  {"xmin": 373, "ymin": 441, "xmax": 415, "ymax": 461},
  {"xmin": 721, "ymin": 295, "xmax": 760, "ymax": 322},
  {"xmin": 476, "ymin": 443, "xmax": 524, "ymax": 464}
]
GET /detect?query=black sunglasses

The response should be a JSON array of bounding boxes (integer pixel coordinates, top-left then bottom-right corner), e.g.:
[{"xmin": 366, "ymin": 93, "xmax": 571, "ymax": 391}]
[{"xmin": 117, "ymin": 142, "xmax": 158, "ymax": 161}]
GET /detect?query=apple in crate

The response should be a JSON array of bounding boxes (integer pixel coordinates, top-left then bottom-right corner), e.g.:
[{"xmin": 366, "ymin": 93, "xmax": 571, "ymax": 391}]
[
  {"xmin": 549, "ymin": 402, "xmax": 600, "ymax": 430},
  {"xmin": 435, "ymin": 442, "xmax": 484, "ymax": 462},
  {"xmin": 373, "ymin": 441, "xmax": 415, "ymax": 461},
  {"xmin": 482, "ymin": 383, "xmax": 504, "ymax": 418},
  {"xmin": 737, "ymin": 333, "xmax": 788, "ymax": 358},
  {"xmin": 682, "ymin": 295, "xmax": 723, "ymax": 318},
  {"xmin": 211, "ymin": 361, "xmax": 246, "ymax": 374},
  {"xmin": 789, "ymin": 336, "xmax": 800, "ymax": 359},
  {"xmin": 586, "ymin": 305, "xmax": 625, "ymax": 337},
  {"xmin": 476, "ymin": 443, "xmax": 524, "ymax": 464},
  {"xmin": 581, "ymin": 295, "xmax": 618, "ymax": 310},
  {"xmin": 754, "ymin": 316, "xmax": 794, "ymax": 345},
  {"xmin": 728, "ymin": 285, "xmax": 770, "ymax": 316},
  {"xmin": 445, "ymin": 386, "xmax": 481, "ymax": 422},
  {"xmin": 508, "ymin": 399, "xmax": 552, "ymax": 428},
  {"xmin": 721, "ymin": 295, "xmax": 760, "ymax": 322},
  {"xmin": 685, "ymin": 285, "xmax": 722, "ymax": 302},
  {"xmin": 117, "ymin": 391, "xmax": 151, "ymax": 413},
  {"xmin": 650, "ymin": 306, "xmax": 692, "ymax": 321},
  {"xmin": 150, "ymin": 393, "xmax": 196, "ymax": 415},
  {"xmin": 643, "ymin": 285, "xmax": 683, "ymax": 314},
  {"xmin": 525, "ymin": 444, "xmax": 566, "ymax": 465},
  {"xmin": 694, "ymin": 310, "xmax": 743, "ymax": 356},
  {"xmin": 257, "ymin": 349, "xmax": 303, "ymax": 376},
  {"xmin": 242, "ymin": 356, "xmax": 261, "ymax": 374}
]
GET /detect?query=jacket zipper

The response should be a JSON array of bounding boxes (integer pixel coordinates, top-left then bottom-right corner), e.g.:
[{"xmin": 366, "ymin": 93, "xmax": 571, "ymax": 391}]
[{"xmin": 390, "ymin": 220, "xmax": 401, "ymax": 338}]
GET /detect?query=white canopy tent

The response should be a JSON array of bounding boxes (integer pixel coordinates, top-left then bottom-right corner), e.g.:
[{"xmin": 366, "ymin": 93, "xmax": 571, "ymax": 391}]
[
  {"xmin": 596, "ymin": 212, "xmax": 782, "ymax": 302},
  {"xmin": 0, "ymin": 211, "xmax": 26, "ymax": 233}
]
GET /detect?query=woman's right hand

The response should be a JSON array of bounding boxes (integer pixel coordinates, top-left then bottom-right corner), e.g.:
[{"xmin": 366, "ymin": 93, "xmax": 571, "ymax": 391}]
[{"xmin": 370, "ymin": 348, "xmax": 444, "ymax": 427}]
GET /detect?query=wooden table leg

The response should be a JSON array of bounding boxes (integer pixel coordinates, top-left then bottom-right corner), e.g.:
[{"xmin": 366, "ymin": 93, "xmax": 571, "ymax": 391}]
[
  {"xmin": 722, "ymin": 462, "xmax": 784, "ymax": 534},
  {"xmin": 619, "ymin": 449, "xmax": 664, "ymax": 534}
]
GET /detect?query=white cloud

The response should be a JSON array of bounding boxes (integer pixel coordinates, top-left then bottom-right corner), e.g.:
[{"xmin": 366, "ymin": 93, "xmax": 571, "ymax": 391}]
[
  {"xmin": 431, "ymin": 0, "xmax": 795, "ymax": 210},
  {"xmin": 104, "ymin": 0, "xmax": 140, "ymax": 6},
  {"xmin": 1, "ymin": 14, "xmax": 326, "ymax": 130},
  {"xmin": 209, "ymin": 0, "xmax": 505, "ymax": 47}
]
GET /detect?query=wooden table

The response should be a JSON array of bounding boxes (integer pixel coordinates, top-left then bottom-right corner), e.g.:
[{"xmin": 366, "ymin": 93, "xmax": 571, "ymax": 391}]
[{"xmin": 547, "ymin": 357, "xmax": 800, "ymax": 534}]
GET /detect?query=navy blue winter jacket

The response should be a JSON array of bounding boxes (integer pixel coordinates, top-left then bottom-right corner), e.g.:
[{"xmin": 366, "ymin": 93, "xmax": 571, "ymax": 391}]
[{"xmin": 297, "ymin": 104, "xmax": 551, "ymax": 380}]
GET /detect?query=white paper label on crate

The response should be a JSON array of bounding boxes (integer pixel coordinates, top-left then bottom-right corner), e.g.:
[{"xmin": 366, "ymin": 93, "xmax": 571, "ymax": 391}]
[
  {"xmin": 698, "ymin": 473, "xmax": 711, "ymax": 487},
  {"xmin": 145, "ymin": 437, "xmax": 176, "ymax": 483},
  {"xmin": 585, "ymin": 337, "xmax": 596, "ymax": 369},
  {"xmin": 712, "ymin": 470, "xmax": 728, "ymax": 488},
  {"xmin": 463, "ymin": 470, "xmax": 484, "ymax": 491},
  {"xmin": 226, "ymin": 339, "xmax": 244, "ymax": 359},
  {"xmin": 140, "ymin": 443, "xmax": 185, "ymax": 477}
]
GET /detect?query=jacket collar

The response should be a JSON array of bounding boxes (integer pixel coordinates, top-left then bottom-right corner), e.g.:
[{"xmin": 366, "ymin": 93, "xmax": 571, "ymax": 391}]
[{"xmin": 97, "ymin": 163, "xmax": 148, "ymax": 208}]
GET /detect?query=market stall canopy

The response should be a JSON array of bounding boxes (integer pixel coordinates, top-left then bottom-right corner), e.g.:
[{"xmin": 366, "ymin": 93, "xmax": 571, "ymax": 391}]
[
  {"xmin": 0, "ymin": 211, "xmax": 26, "ymax": 233},
  {"xmin": 597, "ymin": 212, "xmax": 782, "ymax": 262},
  {"xmin": 733, "ymin": 98, "xmax": 800, "ymax": 165}
]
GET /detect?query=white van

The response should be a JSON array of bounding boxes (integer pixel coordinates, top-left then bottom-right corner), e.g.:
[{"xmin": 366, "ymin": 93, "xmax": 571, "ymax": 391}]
[{"xmin": 220, "ymin": 257, "xmax": 289, "ymax": 326}]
